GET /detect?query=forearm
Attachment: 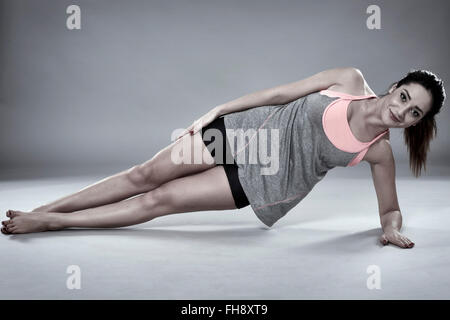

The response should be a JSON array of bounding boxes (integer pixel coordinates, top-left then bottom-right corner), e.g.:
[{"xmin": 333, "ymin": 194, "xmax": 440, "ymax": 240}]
[
  {"xmin": 216, "ymin": 88, "xmax": 282, "ymax": 116},
  {"xmin": 380, "ymin": 210, "xmax": 402, "ymax": 233}
]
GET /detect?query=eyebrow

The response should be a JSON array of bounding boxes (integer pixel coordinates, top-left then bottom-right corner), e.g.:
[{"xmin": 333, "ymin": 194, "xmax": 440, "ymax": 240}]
[{"xmin": 404, "ymin": 89, "xmax": 424, "ymax": 115}]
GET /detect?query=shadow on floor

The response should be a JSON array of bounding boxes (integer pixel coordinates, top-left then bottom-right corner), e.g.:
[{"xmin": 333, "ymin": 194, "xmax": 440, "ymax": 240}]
[
  {"xmin": 3, "ymin": 222, "xmax": 273, "ymax": 245},
  {"xmin": 289, "ymin": 227, "xmax": 408, "ymax": 253}
]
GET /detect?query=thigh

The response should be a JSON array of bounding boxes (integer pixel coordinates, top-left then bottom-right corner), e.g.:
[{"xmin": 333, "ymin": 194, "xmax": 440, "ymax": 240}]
[
  {"xmin": 135, "ymin": 130, "xmax": 217, "ymax": 187},
  {"xmin": 147, "ymin": 165, "xmax": 238, "ymax": 218}
]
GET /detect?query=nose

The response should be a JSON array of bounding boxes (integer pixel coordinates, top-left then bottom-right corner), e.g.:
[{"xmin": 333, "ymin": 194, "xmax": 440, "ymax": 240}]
[{"xmin": 397, "ymin": 105, "xmax": 409, "ymax": 121}]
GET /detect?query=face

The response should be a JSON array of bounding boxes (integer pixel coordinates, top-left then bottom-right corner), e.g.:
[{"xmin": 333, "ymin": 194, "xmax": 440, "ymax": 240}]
[{"xmin": 384, "ymin": 82, "xmax": 433, "ymax": 128}]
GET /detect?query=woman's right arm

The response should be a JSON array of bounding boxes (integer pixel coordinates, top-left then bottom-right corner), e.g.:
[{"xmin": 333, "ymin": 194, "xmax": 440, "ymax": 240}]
[{"xmin": 215, "ymin": 67, "xmax": 360, "ymax": 116}]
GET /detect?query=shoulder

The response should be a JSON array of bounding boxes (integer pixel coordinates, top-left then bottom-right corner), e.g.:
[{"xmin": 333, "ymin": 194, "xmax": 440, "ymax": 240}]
[
  {"xmin": 343, "ymin": 67, "xmax": 365, "ymax": 82},
  {"xmin": 362, "ymin": 132, "xmax": 394, "ymax": 165},
  {"xmin": 327, "ymin": 67, "xmax": 376, "ymax": 96}
]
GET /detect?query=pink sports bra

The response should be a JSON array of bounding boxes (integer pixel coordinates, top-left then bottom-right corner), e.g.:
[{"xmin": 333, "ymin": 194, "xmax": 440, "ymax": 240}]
[{"xmin": 319, "ymin": 89, "xmax": 389, "ymax": 166}]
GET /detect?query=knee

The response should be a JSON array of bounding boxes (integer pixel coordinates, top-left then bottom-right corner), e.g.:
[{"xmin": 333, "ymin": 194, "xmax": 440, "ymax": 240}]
[
  {"xmin": 140, "ymin": 186, "xmax": 173, "ymax": 211},
  {"xmin": 127, "ymin": 164, "xmax": 154, "ymax": 187}
]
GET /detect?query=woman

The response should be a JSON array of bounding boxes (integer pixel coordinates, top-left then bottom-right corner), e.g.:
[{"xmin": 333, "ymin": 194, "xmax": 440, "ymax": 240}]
[{"xmin": 1, "ymin": 67, "xmax": 446, "ymax": 249}]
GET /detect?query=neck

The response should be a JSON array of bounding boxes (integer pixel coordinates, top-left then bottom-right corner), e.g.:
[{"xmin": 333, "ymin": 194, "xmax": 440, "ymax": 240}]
[{"xmin": 360, "ymin": 97, "xmax": 389, "ymax": 136}]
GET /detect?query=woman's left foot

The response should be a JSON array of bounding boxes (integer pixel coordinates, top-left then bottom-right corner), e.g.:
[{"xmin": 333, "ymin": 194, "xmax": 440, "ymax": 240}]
[{"xmin": 1, "ymin": 210, "xmax": 63, "ymax": 234}]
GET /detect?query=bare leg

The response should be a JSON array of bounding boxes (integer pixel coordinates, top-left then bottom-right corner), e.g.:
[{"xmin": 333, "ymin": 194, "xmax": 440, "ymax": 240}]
[
  {"xmin": 32, "ymin": 131, "xmax": 216, "ymax": 213},
  {"xmin": 31, "ymin": 167, "xmax": 149, "ymax": 213},
  {"xmin": 2, "ymin": 165, "xmax": 238, "ymax": 234}
]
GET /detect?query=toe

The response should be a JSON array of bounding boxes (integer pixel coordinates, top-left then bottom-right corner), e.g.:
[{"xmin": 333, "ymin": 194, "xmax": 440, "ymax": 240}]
[
  {"xmin": 10, "ymin": 227, "xmax": 19, "ymax": 234},
  {"xmin": 8, "ymin": 210, "xmax": 20, "ymax": 218},
  {"xmin": 1, "ymin": 227, "xmax": 10, "ymax": 235},
  {"xmin": 6, "ymin": 210, "xmax": 18, "ymax": 218}
]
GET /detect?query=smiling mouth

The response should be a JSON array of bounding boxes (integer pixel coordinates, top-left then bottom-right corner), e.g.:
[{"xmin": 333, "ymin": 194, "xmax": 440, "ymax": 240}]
[{"xmin": 390, "ymin": 110, "xmax": 400, "ymax": 123}]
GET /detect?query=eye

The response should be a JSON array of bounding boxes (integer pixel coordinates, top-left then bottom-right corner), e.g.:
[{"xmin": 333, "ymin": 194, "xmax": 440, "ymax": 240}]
[
  {"xmin": 401, "ymin": 92, "xmax": 420, "ymax": 117},
  {"xmin": 411, "ymin": 109, "xmax": 420, "ymax": 118}
]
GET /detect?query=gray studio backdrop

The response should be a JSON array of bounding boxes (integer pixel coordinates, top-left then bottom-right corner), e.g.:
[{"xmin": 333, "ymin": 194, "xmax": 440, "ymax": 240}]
[{"xmin": 0, "ymin": 0, "xmax": 449, "ymax": 179}]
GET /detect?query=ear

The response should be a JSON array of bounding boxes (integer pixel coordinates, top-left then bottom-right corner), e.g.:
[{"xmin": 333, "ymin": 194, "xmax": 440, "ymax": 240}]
[{"xmin": 388, "ymin": 83, "xmax": 398, "ymax": 94}]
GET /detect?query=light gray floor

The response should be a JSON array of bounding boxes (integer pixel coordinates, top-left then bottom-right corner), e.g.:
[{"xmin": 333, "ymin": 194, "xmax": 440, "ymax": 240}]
[{"xmin": 1, "ymin": 165, "xmax": 449, "ymax": 300}]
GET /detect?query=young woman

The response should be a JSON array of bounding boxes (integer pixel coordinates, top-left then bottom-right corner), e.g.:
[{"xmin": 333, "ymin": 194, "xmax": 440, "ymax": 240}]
[{"xmin": 1, "ymin": 67, "xmax": 446, "ymax": 249}]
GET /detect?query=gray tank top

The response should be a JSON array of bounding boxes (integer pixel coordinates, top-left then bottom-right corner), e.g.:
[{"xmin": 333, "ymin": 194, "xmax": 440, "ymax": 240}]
[{"xmin": 222, "ymin": 89, "xmax": 388, "ymax": 227}]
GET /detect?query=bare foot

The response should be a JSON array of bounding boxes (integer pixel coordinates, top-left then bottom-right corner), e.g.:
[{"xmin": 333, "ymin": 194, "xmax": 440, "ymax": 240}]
[{"xmin": 1, "ymin": 210, "xmax": 63, "ymax": 234}]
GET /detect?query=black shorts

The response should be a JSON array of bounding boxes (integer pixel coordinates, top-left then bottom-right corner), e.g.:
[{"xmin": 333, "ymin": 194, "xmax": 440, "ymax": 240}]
[{"xmin": 200, "ymin": 116, "xmax": 250, "ymax": 209}]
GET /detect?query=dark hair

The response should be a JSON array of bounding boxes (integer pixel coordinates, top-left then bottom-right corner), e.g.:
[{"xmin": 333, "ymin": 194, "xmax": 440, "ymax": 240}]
[{"xmin": 381, "ymin": 69, "xmax": 446, "ymax": 177}]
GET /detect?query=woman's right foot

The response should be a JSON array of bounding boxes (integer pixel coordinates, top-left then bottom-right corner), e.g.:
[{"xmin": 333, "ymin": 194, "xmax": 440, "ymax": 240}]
[{"xmin": 2, "ymin": 210, "xmax": 63, "ymax": 234}]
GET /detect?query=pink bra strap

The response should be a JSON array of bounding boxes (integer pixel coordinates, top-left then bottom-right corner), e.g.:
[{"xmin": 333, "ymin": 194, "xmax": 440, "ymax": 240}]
[
  {"xmin": 348, "ymin": 129, "xmax": 389, "ymax": 166},
  {"xmin": 348, "ymin": 149, "xmax": 368, "ymax": 166}
]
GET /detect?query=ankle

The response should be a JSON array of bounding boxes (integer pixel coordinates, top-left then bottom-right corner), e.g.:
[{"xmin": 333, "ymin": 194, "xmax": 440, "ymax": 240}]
[
  {"xmin": 46, "ymin": 213, "xmax": 65, "ymax": 231},
  {"xmin": 31, "ymin": 205, "xmax": 52, "ymax": 213}
]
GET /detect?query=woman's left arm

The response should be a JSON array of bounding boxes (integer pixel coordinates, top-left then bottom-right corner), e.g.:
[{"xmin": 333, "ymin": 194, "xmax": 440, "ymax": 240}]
[{"xmin": 369, "ymin": 140, "xmax": 415, "ymax": 249}]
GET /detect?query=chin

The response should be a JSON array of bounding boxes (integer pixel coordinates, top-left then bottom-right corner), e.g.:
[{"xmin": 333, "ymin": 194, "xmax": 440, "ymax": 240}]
[{"xmin": 384, "ymin": 113, "xmax": 395, "ymax": 127}]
